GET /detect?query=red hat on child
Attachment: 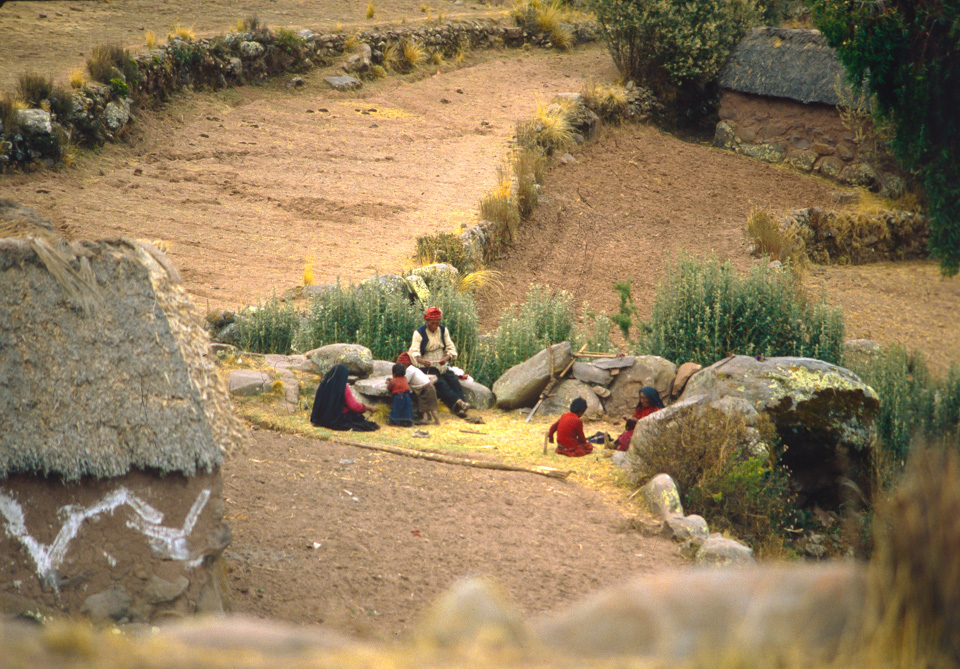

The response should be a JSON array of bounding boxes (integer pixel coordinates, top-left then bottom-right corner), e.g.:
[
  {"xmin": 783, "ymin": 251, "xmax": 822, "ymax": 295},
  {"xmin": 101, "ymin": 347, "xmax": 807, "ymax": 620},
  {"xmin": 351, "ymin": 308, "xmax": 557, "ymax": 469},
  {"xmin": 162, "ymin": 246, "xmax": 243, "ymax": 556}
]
[
  {"xmin": 424, "ymin": 307, "xmax": 442, "ymax": 321},
  {"xmin": 396, "ymin": 352, "xmax": 412, "ymax": 365}
]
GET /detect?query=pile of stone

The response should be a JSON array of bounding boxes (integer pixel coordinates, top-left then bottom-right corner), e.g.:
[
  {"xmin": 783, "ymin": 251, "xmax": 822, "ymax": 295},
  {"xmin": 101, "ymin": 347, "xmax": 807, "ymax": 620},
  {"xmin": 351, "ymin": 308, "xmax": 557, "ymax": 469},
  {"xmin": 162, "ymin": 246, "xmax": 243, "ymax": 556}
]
[{"xmin": 491, "ymin": 341, "xmax": 681, "ymax": 418}]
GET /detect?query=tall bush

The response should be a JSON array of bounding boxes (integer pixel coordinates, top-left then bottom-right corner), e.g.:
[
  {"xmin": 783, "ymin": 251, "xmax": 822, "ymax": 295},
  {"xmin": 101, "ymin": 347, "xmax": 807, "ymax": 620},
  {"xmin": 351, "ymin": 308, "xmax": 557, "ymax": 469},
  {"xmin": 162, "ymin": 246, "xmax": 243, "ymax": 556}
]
[
  {"xmin": 233, "ymin": 296, "xmax": 299, "ymax": 355},
  {"xmin": 643, "ymin": 256, "xmax": 845, "ymax": 365},
  {"xmin": 587, "ymin": 0, "xmax": 758, "ymax": 117},
  {"xmin": 807, "ymin": 0, "xmax": 960, "ymax": 276}
]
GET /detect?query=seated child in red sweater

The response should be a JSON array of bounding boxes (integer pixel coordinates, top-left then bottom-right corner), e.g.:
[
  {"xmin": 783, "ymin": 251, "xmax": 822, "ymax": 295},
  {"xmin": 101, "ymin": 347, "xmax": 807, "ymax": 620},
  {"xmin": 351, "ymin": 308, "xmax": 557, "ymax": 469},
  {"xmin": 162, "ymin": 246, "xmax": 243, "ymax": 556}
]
[{"xmin": 547, "ymin": 398, "xmax": 593, "ymax": 457}]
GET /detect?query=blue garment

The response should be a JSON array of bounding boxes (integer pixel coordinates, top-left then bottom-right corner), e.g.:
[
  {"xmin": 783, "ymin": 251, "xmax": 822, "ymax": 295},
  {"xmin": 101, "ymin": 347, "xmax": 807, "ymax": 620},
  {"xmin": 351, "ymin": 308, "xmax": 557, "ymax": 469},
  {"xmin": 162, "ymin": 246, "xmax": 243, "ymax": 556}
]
[{"xmin": 389, "ymin": 390, "xmax": 414, "ymax": 427}]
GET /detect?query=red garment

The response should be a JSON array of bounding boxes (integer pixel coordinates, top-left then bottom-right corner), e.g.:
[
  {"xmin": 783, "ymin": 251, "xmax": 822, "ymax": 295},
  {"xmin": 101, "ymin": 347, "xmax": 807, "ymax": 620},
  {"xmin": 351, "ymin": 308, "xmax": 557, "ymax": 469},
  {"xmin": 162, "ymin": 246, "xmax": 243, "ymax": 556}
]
[
  {"xmin": 424, "ymin": 307, "xmax": 442, "ymax": 320},
  {"xmin": 548, "ymin": 412, "xmax": 593, "ymax": 457},
  {"xmin": 343, "ymin": 385, "xmax": 366, "ymax": 414},
  {"xmin": 387, "ymin": 376, "xmax": 410, "ymax": 394},
  {"xmin": 616, "ymin": 405, "xmax": 660, "ymax": 451}
]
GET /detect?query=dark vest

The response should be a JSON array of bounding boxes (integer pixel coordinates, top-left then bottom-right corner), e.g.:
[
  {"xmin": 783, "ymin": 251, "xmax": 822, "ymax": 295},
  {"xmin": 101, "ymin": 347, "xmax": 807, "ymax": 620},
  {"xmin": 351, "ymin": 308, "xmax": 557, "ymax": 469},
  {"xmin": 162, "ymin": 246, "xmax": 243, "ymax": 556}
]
[{"xmin": 417, "ymin": 324, "xmax": 446, "ymax": 356}]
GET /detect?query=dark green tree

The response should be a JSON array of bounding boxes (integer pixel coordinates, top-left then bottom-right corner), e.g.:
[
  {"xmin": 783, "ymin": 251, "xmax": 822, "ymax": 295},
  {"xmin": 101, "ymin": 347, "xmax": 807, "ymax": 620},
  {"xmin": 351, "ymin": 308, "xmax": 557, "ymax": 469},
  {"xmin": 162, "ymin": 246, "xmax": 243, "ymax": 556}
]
[{"xmin": 807, "ymin": 0, "xmax": 960, "ymax": 275}]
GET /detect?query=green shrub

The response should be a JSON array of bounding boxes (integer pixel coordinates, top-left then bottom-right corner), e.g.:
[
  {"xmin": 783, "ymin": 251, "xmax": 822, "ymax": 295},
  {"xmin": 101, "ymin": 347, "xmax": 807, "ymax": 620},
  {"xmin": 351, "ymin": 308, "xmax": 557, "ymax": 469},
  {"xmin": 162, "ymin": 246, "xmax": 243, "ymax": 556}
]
[
  {"xmin": 233, "ymin": 297, "xmax": 299, "ymax": 354},
  {"xmin": 642, "ymin": 256, "xmax": 845, "ymax": 365},
  {"xmin": 634, "ymin": 407, "xmax": 799, "ymax": 554},
  {"xmin": 846, "ymin": 346, "xmax": 960, "ymax": 465},
  {"xmin": 587, "ymin": 0, "xmax": 757, "ymax": 118},
  {"xmin": 16, "ymin": 72, "xmax": 54, "ymax": 107},
  {"xmin": 470, "ymin": 285, "xmax": 576, "ymax": 387},
  {"xmin": 809, "ymin": 0, "xmax": 960, "ymax": 276}
]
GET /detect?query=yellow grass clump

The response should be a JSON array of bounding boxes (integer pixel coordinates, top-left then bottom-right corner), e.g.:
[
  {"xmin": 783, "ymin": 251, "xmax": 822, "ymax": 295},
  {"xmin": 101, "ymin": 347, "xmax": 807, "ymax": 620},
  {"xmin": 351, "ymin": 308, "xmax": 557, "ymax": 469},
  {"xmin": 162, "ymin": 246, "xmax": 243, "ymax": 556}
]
[
  {"xmin": 144, "ymin": 30, "xmax": 158, "ymax": 48},
  {"xmin": 430, "ymin": 51, "xmax": 444, "ymax": 66},
  {"xmin": 168, "ymin": 22, "xmax": 196, "ymax": 41},
  {"xmin": 403, "ymin": 39, "xmax": 425, "ymax": 68},
  {"xmin": 366, "ymin": 0, "xmax": 375, "ymax": 19},
  {"xmin": 746, "ymin": 209, "xmax": 808, "ymax": 267},
  {"xmin": 302, "ymin": 258, "xmax": 314, "ymax": 286},
  {"xmin": 68, "ymin": 69, "xmax": 87, "ymax": 89}
]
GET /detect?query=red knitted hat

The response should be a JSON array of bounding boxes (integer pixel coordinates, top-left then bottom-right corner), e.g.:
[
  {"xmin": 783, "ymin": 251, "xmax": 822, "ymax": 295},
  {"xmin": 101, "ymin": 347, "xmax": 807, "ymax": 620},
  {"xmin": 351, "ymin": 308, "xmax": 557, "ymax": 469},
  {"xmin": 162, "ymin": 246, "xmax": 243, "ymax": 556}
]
[
  {"xmin": 424, "ymin": 307, "xmax": 442, "ymax": 320},
  {"xmin": 396, "ymin": 352, "xmax": 412, "ymax": 365}
]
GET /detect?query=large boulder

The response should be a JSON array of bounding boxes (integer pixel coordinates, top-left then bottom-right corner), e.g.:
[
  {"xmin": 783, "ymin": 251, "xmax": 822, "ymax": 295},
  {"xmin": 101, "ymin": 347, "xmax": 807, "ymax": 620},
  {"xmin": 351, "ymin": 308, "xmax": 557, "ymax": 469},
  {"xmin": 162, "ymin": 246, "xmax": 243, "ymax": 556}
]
[
  {"xmin": 460, "ymin": 379, "xmax": 495, "ymax": 410},
  {"xmin": 539, "ymin": 379, "xmax": 603, "ymax": 418},
  {"xmin": 305, "ymin": 344, "xmax": 374, "ymax": 377},
  {"xmin": 571, "ymin": 362, "xmax": 612, "ymax": 386},
  {"xmin": 604, "ymin": 356, "xmax": 677, "ymax": 417},
  {"xmin": 679, "ymin": 355, "xmax": 879, "ymax": 507},
  {"xmin": 492, "ymin": 342, "xmax": 573, "ymax": 410},
  {"xmin": 352, "ymin": 376, "xmax": 390, "ymax": 399}
]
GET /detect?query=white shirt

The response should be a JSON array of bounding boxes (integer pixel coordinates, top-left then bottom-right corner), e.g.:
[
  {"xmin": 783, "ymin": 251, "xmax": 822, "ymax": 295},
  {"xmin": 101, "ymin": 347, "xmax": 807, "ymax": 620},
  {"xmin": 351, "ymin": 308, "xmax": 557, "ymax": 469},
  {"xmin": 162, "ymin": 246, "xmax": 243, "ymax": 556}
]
[{"xmin": 405, "ymin": 365, "xmax": 431, "ymax": 390}]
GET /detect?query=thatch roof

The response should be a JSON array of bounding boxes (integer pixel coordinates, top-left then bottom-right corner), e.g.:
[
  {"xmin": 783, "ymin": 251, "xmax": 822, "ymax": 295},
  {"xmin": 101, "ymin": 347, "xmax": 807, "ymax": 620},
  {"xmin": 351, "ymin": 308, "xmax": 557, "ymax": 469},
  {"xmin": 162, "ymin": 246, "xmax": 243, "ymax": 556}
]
[
  {"xmin": 0, "ymin": 205, "xmax": 244, "ymax": 482},
  {"xmin": 719, "ymin": 28, "xmax": 853, "ymax": 106}
]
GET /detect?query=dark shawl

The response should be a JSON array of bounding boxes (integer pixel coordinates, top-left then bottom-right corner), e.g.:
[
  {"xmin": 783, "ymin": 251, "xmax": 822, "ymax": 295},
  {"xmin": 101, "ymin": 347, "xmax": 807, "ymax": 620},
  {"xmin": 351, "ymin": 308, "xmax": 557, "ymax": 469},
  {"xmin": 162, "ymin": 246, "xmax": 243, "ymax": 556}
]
[{"xmin": 311, "ymin": 364, "xmax": 349, "ymax": 428}]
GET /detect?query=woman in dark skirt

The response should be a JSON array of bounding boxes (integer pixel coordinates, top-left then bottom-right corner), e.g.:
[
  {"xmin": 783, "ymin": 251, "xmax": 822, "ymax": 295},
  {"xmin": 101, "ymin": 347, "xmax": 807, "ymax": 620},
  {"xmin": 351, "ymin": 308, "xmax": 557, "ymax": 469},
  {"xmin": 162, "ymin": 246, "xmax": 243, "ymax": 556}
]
[{"xmin": 310, "ymin": 364, "xmax": 379, "ymax": 431}]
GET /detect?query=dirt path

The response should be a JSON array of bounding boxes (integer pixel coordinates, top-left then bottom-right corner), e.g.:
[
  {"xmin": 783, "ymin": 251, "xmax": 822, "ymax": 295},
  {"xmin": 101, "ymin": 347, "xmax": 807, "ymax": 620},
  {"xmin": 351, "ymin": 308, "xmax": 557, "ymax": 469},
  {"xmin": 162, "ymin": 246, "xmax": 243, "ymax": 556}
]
[
  {"xmin": 0, "ymin": 0, "xmax": 505, "ymax": 92},
  {"xmin": 2, "ymin": 46, "xmax": 615, "ymax": 310},
  {"xmin": 474, "ymin": 124, "xmax": 960, "ymax": 369},
  {"xmin": 223, "ymin": 428, "xmax": 680, "ymax": 640}
]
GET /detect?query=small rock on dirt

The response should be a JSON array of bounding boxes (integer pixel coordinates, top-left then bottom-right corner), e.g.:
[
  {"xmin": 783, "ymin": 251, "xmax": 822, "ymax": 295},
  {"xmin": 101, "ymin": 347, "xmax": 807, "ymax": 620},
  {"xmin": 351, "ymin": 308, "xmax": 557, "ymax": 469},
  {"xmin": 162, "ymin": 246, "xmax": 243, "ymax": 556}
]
[
  {"xmin": 695, "ymin": 535, "xmax": 755, "ymax": 566},
  {"xmin": 81, "ymin": 585, "xmax": 132, "ymax": 622},
  {"xmin": 324, "ymin": 76, "xmax": 361, "ymax": 91},
  {"xmin": 144, "ymin": 575, "xmax": 190, "ymax": 604}
]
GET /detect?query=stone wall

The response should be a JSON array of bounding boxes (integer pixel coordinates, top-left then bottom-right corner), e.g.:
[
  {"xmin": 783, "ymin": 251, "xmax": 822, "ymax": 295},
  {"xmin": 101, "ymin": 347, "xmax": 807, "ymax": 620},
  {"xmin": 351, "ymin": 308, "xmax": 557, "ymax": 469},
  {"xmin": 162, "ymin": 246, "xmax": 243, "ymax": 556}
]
[
  {"xmin": 0, "ymin": 18, "xmax": 598, "ymax": 173},
  {"xmin": 714, "ymin": 90, "xmax": 905, "ymax": 198}
]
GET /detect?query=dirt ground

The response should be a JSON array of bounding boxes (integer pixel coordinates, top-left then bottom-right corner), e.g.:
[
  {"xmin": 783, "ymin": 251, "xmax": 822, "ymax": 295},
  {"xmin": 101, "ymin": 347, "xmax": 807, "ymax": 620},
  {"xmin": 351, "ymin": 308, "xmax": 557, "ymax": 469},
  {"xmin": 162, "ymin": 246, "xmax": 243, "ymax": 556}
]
[
  {"xmin": 0, "ymin": 0, "xmax": 506, "ymax": 92},
  {"xmin": 2, "ymin": 46, "xmax": 616, "ymax": 310},
  {"xmin": 474, "ymin": 124, "xmax": 960, "ymax": 370},
  {"xmin": 223, "ymin": 428, "xmax": 680, "ymax": 640}
]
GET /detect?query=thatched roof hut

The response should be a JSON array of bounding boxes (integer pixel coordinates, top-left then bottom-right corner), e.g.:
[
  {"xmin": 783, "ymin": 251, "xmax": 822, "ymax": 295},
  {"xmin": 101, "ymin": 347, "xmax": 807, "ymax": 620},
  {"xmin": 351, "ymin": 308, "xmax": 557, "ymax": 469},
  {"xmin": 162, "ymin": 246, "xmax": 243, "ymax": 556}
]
[
  {"xmin": 719, "ymin": 27, "xmax": 852, "ymax": 106},
  {"xmin": 0, "ymin": 202, "xmax": 244, "ymax": 482}
]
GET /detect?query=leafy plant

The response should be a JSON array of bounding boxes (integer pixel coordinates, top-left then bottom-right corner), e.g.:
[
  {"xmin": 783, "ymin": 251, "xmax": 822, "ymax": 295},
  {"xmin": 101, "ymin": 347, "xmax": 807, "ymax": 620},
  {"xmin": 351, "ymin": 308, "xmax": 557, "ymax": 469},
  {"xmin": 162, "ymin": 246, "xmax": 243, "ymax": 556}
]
[
  {"xmin": 808, "ymin": 0, "xmax": 960, "ymax": 275},
  {"xmin": 643, "ymin": 256, "xmax": 845, "ymax": 365},
  {"xmin": 610, "ymin": 278, "xmax": 639, "ymax": 343},
  {"xmin": 234, "ymin": 297, "xmax": 300, "ymax": 354},
  {"xmin": 109, "ymin": 78, "xmax": 130, "ymax": 98},
  {"xmin": 587, "ymin": 0, "xmax": 758, "ymax": 119}
]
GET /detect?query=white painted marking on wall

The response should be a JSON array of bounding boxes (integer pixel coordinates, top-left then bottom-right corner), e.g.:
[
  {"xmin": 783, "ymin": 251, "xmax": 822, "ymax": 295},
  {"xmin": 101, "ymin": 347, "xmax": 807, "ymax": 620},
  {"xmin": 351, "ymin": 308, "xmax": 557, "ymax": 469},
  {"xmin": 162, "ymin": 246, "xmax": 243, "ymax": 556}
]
[
  {"xmin": 102, "ymin": 550, "xmax": 117, "ymax": 567},
  {"xmin": 0, "ymin": 487, "xmax": 210, "ymax": 585}
]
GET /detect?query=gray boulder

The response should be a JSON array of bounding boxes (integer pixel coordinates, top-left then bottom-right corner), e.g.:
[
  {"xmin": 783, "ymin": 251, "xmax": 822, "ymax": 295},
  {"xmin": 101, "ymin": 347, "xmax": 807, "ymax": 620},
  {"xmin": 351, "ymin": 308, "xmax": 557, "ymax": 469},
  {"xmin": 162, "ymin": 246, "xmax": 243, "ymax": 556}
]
[
  {"xmin": 679, "ymin": 355, "xmax": 879, "ymax": 507},
  {"xmin": 460, "ymin": 379, "xmax": 495, "ymax": 410},
  {"xmin": 493, "ymin": 342, "xmax": 573, "ymax": 410},
  {"xmin": 604, "ymin": 356, "xmax": 676, "ymax": 417},
  {"xmin": 81, "ymin": 585, "xmax": 132, "ymax": 622},
  {"xmin": 639, "ymin": 473, "xmax": 683, "ymax": 519},
  {"xmin": 325, "ymin": 75, "xmax": 362, "ymax": 91},
  {"xmin": 16, "ymin": 108, "xmax": 52, "ymax": 136},
  {"xmin": 227, "ymin": 370, "xmax": 272, "ymax": 396},
  {"xmin": 264, "ymin": 354, "xmax": 318, "ymax": 374},
  {"xmin": 144, "ymin": 575, "xmax": 190, "ymax": 604},
  {"xmin": 239, "ymin": 40, "xmax": 265, "ymax": 58},
  {"xmin": 663, "ymin": 514, "xmax": 709, "ymax": 543},
  {"xmin": 571, "ymin": 362, "xmax": 612, "ymax": 386},
  {"xmin": 671, "ymin": 361, "xmax": 702, "ymax": 399},
  {"xmin": 416, "ymin": 577, "xmax": 528, "ymax": 648},
  {"xmin": 695, "ymin": 535, "xmax": 756, "ymax": 566},
  {"xmin": 306, "ymin": 343, "xmax": 374, "ymax": 377},
  {"xmin": 371, "ymin": 360, "xmax": 395, "ymax": 377},
  {"xmin": 539, "ymin": 379, "xmax": 602, "ymax": 418},
  {"xmin": 409, "ymin": 263, "xmax": 460, "ymax": 284},
  {"xmin": 352, "ymin": 376, "xmax": 390, "ymax": 399},
  {"xmin": 591, "ymin": 356, "xmax": 635, "ymax": 370}
]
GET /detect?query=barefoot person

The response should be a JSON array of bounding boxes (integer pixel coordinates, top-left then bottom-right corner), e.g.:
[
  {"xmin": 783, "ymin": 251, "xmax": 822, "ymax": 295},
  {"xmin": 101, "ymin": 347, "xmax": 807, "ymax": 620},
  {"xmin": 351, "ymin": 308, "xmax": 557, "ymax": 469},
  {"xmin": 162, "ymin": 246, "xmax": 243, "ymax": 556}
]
[
  {"xmin": 614, "ymin": 386, "xmax": 663, "ymax": 451},
  {"xmin": 547, "ymin": 398, "xmax": 594, "ymax": 458},
  {"xmin": 408, "ymin": 307, "xmax": 472, "ymax": 418},
  {"xmin": 310, "ymin": 364, "xmax": 379, "ymax": 432}
]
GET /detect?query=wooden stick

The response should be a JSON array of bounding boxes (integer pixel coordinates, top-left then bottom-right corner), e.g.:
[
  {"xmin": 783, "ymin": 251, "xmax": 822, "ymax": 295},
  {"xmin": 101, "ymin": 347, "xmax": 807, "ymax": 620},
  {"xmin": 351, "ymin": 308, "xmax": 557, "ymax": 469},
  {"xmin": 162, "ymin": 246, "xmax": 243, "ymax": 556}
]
[
  {"xmin": 574, "ymin": 352, "xmax": 626, "ymax": 358},
  {"xmin": 328, "ymin": 436, "xmax": 572, "ymax": 479}
]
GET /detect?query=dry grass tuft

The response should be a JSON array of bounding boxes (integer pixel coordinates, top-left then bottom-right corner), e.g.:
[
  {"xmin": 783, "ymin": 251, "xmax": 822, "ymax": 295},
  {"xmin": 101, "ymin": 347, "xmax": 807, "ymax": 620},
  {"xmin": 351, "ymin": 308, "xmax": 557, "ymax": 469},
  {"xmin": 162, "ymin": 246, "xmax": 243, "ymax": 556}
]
[
  {"xmin": 430, "ymin": 51, "xmax": 444, "ymax": 66},
  {"xmin": 403, "ymin": 39, "xmax": 425, "ymax": 68},
  {"xmin": 549, "ymin": 23, "xmax": 574, "ymax": 50},
  {"xmin": 536, "ymin": 1, "xmax": 562, "ymax": 33},
  {"xmin": 371, "ymin": 64, "xmax": 387, "ymax": 79},
  {"xmin": 420, "ymin": 3, "xmax": 428, "ymax": 11},
  {"xmin": 366, "ymin": 0, "xmax": 375, "ymax": 19},
  {"xmin": 581, "ymin": 82, "xmax": 628, "ymax": 120},
  {"xmin": 513, "ymin": 147, "xmax": 547, "ymax": 217},
  {"xmin": 382, "ymin": 42, "xmax": 401, "ymax": 71},
  {"xmin": 457, "ymin": 269, "xmax": 503, "ymax": 293},
  {"xmin": 17, "ymin": 72, "xmax": 54, "ymax": 107},
  {"xmin": 302, "ymin": 258, "xmax": 314, "ymax": 286},
  {"xmin": 68, "ymin": 69, "xmax": 87, "ymax": 89},
  {"xmin": 516, "ymin": 100, "xmax": 574, "ymax": 155},
  {"xmin": 86, "ymin": 43, "xmax": 136, "ymax": 84},
  {"xmin": 1, "ymin": 93, "xmax": 21, "ymax": 136},
  {"xmin": 344, "ymin": 32, "xmax": 361, "ymax": 52},
  {"xmin": 168, "ymin": 22, "xmax": 196, "ymax": 41},
  {"xmin": 479, "ymin": 168, "xmax": 522, "ymax": 249},
  {"xmin": 746, "ymin": 209, "xmax": 808, "ymax": 266},
  {"xmin": 144, "ymin": 29, "xmax": 158, "ymax": 48}
]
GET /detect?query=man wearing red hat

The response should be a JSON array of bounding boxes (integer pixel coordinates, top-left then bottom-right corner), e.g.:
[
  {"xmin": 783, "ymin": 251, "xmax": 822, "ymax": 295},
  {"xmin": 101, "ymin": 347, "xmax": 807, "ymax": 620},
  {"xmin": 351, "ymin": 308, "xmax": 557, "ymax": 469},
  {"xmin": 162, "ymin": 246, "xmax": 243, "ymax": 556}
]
[{"xmin": 408, "ymin": 306, "xmax": 471, "ymax": 418}]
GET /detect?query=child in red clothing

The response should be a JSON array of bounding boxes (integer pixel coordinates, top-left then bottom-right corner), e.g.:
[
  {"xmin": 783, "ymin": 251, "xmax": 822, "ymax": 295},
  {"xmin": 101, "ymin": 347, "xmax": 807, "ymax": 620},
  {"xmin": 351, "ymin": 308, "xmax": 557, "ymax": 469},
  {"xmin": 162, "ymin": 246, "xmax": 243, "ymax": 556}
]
[
  {"xmin": 387, "ymin": 363, "xmax": 414, "ymax": 427},
  {"xmin": 547, "ymin": 398, "xmax": 593, "ymax": 457}
]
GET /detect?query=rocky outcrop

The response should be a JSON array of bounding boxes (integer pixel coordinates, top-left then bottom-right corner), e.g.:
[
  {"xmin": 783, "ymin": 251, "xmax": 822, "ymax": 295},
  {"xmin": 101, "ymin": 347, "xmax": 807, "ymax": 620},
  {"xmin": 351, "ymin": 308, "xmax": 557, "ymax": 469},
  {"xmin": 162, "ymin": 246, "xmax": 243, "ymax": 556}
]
[
  {"xmin": 305, "ymin": 344, "xmax": 374, "ymax": 377},
  {"xmin": 539, "ymin": 379, "xmax": 603, "ymax": 418},
  {"xmin": 493, "ymin": 342, "xmax": 573, "ymax": 410}
]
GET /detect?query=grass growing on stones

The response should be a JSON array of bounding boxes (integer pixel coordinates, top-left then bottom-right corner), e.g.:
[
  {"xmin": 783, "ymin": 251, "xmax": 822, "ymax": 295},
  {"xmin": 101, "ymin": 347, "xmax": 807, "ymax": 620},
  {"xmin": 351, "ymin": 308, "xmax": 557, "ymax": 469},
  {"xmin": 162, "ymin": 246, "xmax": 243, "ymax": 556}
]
[
  {"xmin": 403, "ymin": 39, "xmax": 426, "ymax": 69},
  {"xmin": 746, "ymin": 209, "xmax": 808, "ymax": 266},
  {"xmin": 86, "ymin": 44, "xmax": 137, "ymax": 85},
  {"xmin": 16, "ymin": 72, "xmax": 54, "ymax": 107},
  {"xmin": 580, "ymin": 82, "xmax": 628, "ymax": 121}
]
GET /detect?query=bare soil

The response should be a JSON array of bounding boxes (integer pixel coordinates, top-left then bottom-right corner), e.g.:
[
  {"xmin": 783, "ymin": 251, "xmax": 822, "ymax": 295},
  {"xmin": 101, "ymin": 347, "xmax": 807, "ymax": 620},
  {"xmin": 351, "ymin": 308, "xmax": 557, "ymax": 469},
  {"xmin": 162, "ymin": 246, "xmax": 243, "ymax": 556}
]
[
  {"xmin": 474, "ymin": 124, "xmax": 960, "ymax": 371},
  {"xmin": 222, "ymin": 428, "xmax": 680, "ymax": 640},
  {"xmin": 0, "ymin": 0, "xmax": 506, "ymax": 92},
  {"xmin": 2, "ymin": 46, "xmax": 616, "ymax": 310}
]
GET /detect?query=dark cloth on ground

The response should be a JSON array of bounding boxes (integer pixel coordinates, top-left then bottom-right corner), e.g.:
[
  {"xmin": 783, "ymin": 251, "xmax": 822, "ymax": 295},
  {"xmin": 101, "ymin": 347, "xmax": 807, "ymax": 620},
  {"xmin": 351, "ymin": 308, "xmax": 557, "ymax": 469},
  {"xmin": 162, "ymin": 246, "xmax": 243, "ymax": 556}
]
[
  {"xmin": 420, "ymin": 366, "xmax": 465, "ymax": 410},
  {"xmin": 310, "ymin": 364, "xmax": 379, "ymax": 432},
  {"xmin": 548, "ymin": 412, "xmax": 593, "ymax": 458}
]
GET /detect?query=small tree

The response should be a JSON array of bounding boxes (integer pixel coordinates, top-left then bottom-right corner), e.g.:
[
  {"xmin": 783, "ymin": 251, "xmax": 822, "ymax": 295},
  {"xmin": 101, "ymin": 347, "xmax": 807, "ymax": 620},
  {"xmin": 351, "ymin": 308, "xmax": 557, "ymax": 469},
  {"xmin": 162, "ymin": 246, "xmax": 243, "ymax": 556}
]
[
  {"xmin": 587, "ymin": 0, "xmax": 758, "ymax": 117},
  {"xmin": 807, "ymin": 0, "xmax": 960, "ymax": 276}
]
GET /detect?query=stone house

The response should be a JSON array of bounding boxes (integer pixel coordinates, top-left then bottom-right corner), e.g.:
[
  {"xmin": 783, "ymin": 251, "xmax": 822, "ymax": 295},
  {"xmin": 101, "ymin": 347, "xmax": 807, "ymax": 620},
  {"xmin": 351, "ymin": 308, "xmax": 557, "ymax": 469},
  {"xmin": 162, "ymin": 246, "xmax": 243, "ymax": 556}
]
[
  {"xmin": 714, "ymin": 27, "xmax": 899, "ymax": 195},
  {"xmin": 0, "ymin": 202, "xmax": 244, "ymax": 623}
]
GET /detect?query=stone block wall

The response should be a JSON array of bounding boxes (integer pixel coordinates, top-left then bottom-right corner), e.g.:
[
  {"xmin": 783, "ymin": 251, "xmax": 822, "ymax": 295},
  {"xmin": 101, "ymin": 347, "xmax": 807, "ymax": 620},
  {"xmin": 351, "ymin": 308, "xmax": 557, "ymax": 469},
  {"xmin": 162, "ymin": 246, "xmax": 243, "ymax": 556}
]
[{"xmin": 714, "ymin": 91, "xmax": 905, "ymax": 198}]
